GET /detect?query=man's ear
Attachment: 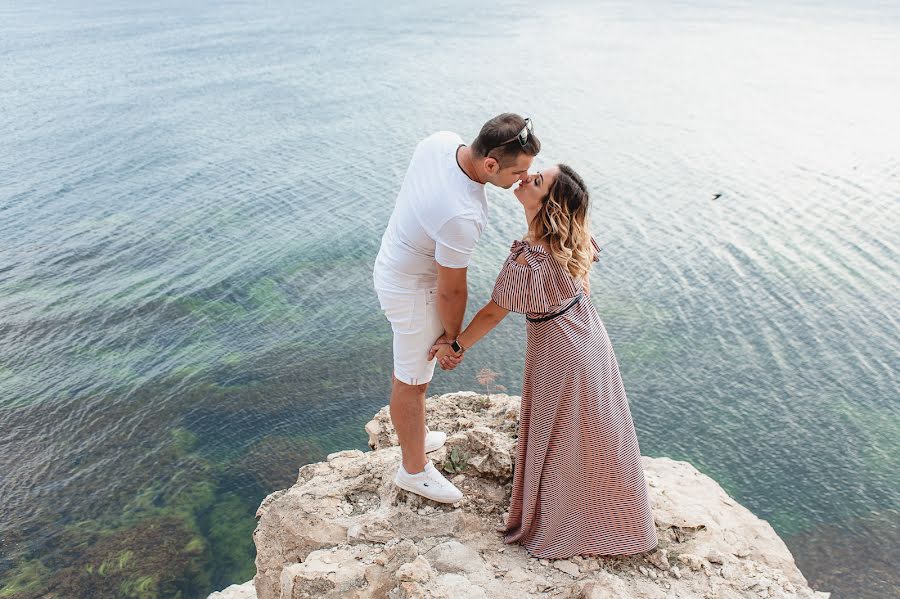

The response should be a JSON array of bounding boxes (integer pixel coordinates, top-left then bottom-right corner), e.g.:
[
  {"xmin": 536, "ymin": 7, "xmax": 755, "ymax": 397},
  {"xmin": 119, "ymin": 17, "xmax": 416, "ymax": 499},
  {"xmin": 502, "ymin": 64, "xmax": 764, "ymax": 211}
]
[{"xmin": 484, "ymin": 157, "xmax": 499, "ymax": 174}]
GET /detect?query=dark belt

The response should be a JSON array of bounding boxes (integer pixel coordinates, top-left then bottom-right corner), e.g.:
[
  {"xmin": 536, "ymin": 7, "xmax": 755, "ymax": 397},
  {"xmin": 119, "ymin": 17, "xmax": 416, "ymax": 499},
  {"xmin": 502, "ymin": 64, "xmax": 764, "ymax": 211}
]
[{"xmin": 526, "ymin": 292, "xmax": 583, "ymax": 323}]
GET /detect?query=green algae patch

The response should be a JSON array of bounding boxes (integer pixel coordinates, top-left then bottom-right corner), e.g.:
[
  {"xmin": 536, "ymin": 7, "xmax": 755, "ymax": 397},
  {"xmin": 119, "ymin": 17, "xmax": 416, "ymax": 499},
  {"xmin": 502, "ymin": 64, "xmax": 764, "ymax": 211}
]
[
  {"xmin": 4, "ymin": 517, "xmax": 210, "ymax": 599},
  {"xmin": 170, "ymin": 427, "xmax": 199, "ymax": 453},
  {"xmin": 119, "ymin": 574, "xmax": 157, "ymax": 599},
  {"xmin": 0, "ymin": 559, "xmax": 49, "ymax": 597},
  {"xmin": 203, "ymin": 492, "xmax": 257, "ymax": 588},
  {"xmin": 227, "ymin": 434, "xmax": 327, "ymax": 495},
  {"xmin": 183, "ymin": 537, "xmax": 206, "ymax": 555}
]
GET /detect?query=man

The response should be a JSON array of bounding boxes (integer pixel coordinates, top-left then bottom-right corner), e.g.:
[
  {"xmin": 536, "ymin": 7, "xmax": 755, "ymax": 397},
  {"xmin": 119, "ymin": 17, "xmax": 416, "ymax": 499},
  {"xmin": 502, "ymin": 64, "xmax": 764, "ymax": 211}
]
[{"xmin": 373, "ymin": 113, "xmax": 540, "ymax": 503}]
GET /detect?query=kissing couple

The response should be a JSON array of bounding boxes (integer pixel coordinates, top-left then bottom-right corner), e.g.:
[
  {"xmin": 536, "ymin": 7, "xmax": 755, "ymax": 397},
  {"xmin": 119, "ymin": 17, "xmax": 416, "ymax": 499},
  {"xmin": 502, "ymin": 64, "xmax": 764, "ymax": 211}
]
[{"xmin": 373, "ymin": 114, "xmax": 658, "ymax": 559}]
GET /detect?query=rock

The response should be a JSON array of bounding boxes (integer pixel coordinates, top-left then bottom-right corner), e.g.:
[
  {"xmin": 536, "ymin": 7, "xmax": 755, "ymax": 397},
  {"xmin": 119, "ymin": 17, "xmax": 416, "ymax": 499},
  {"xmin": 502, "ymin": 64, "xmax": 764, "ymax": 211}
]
[
  {"xmin": 397, "ymin": 581, "xmax": 426, "ymax": 599},
  {"xmin": 749, "ymin": 576, "xmax": 773, "ymax": 590},
  {"xmin": 456, "ymin": 425, "xmax": 515, "ymax": 479},
  {"xmin": 432, "ymin": 573, "xmax": 488, "ymax": 598},
  {"xmin": 364, "ymin": 419, "xmax": 381, "ymax": 449},
  {"xmin": 208, "ymin": 392, "xmax": 831, "ymax": 599},
  {"xmin": 206, "ymin": 581, "xmax": 257, "ymax": 599},
  {"xmin": 424, "ymin": 540, "xmax": 485, "ymax": 574},
  {"xmin": 553, "ymin": 559, "xmax": 580, "ymax": 577},
  {"xmin": 719, "ymin": 563, "xmax": 740, "ymax": 579},
  {"xmin": 644, "ymin": 548, "xmax": 669, "ymax": 570},
  {"xmin": 504, "ymin": 567, "xmax": 530, "ymax": 583},
  {"xmin": 396, "ymin": 556, "xmax": 433, "ymax": 582},
  {"xmin": 327, "ymin": 449, "xmax": 365, "ymax": 462},
  {"xmin": 575, "ymin": 572, "xmax": 634, "ymax": 599},
  {"xmin": 676, "ymin": 553, "xmax": 710, "ymax": 572}
]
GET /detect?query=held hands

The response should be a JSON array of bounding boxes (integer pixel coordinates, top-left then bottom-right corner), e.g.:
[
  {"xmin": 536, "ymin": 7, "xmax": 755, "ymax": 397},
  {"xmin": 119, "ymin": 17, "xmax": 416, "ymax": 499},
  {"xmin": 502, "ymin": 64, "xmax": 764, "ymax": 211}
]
[
  {"xmin": 428, "ymin": 333, "xmax": 453, "ymax": 358},
  {"xmin": 428, "ymin": 333, "xmax": 464, "ymax": 371},
  {"xmin": 435, "ymin": 343, "xmax": 463, "ymax": 370}
]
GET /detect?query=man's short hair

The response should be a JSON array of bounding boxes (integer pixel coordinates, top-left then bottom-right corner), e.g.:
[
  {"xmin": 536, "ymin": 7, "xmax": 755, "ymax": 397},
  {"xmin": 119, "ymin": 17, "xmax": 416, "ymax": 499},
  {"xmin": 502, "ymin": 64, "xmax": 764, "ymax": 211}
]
[{"xmin": 471, "ymin": 113, "xmax": 541, "ymax": 168}]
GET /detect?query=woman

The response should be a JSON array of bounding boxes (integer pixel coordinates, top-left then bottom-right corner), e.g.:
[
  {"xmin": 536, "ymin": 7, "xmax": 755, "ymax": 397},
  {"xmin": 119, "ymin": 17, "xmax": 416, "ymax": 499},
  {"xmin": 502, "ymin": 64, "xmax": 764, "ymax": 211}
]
[{"xmin": 435, "ymin": 164, "xmax": 658, "ymax": 559}]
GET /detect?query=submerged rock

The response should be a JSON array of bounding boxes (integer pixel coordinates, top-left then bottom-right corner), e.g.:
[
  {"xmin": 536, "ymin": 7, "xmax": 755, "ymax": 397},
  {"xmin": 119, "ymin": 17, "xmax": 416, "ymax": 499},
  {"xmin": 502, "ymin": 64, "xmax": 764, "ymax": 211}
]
[{"xmin": 210, "ymin": 392, "xmax": 830, "ymax": 599}]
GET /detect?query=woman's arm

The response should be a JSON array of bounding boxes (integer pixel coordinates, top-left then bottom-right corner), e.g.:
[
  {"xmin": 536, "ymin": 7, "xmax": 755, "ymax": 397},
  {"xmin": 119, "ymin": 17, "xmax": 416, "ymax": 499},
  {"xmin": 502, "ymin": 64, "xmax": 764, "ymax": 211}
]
[
  {"xmin": 436, "ymin": 299, "xmax": 509, "ymax": 369},
  {"xmin": 459, "ymin": 299, "xmax": 509, "ymax": 350}
]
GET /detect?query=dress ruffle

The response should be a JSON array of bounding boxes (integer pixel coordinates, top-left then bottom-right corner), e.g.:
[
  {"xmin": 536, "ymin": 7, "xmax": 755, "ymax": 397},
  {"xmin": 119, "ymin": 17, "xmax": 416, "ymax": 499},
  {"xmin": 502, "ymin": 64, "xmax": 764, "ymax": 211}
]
[
  {"xmin": 490, "ymin": 240, "xmax": 581, "ymax": 315},
  {"xmin": 590, "ymin": 236, "xmax": 601, "ymax": 262}
]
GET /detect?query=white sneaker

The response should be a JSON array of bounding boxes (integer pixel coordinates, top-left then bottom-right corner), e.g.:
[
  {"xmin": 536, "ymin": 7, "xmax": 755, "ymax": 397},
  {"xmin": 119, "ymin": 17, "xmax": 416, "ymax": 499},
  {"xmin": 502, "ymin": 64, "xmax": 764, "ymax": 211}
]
[
  {"xmin": 394, "ymin": 461, "xmax": 463, "ymax": 504},
  {"xmin": 424, "ymin": 425, "xmax": 446, "ymax": 453}
]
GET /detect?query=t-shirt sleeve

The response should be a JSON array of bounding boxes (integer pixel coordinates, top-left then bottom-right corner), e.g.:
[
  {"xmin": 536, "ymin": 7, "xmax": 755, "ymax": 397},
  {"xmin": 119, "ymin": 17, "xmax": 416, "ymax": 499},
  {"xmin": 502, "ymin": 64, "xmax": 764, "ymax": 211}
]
[
  {"xmin": 491, "ymin": 242, "xmax": 580, "ymax": 314},
  {"xmin": 434, "ymin": 216, "xmax": 482, "ymax": 268}
]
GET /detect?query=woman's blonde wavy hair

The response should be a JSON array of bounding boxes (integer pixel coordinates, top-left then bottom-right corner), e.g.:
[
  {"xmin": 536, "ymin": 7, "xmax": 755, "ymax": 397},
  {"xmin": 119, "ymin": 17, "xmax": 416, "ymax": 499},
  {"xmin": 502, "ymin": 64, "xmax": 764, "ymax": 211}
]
[{"xmin": 525, "ymin": 163, "xmax": 593, "ymax": 280}]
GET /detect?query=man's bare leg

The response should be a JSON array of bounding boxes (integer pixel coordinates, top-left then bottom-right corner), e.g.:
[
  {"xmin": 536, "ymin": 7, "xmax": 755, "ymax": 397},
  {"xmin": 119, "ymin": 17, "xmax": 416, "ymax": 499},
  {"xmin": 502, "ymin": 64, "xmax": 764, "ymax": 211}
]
[{"xmin": 389, "ymin": 375, "xmax": 428, "ymax": 474}]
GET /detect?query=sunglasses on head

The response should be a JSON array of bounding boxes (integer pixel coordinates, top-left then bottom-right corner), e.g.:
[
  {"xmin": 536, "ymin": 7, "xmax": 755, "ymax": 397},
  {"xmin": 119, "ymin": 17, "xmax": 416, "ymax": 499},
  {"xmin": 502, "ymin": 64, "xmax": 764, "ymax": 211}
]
[{"xmin": 494, "ymin": 117, "xmax": 533, "ymax": 150}]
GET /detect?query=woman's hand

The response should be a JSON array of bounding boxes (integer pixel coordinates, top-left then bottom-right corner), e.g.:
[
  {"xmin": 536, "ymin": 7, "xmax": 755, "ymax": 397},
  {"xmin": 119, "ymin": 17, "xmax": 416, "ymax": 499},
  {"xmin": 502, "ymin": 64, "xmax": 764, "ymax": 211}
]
[
  {"xmin": 427, "ymin": 333, "xmax": 463, "ymax": 371},
  {"xmin": 433, "ymin": 343, "xmax": 463, "ymax": 370}
]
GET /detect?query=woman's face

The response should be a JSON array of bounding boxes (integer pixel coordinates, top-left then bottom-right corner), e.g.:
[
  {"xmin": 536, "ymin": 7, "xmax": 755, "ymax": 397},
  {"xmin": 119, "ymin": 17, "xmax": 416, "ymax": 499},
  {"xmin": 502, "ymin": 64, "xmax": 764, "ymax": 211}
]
[{"xmin": 514, "ymin": 165, "xmax": 559, "ymax": 212}]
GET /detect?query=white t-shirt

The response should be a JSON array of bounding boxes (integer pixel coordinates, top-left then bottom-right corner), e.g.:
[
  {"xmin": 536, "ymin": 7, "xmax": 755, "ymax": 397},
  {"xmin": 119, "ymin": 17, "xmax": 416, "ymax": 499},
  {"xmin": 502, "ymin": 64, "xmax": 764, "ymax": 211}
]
[{"xmin": 374, "ymin": 131, "xmax": 488, "ymax": 290}]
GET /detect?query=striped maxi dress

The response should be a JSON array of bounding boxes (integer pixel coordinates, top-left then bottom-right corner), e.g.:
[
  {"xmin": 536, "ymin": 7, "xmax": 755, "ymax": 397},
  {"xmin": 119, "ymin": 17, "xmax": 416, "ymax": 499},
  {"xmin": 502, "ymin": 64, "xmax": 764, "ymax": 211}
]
[{"xmin": 491, "ymin": 238, "xmax": 658, "ymax": 559}]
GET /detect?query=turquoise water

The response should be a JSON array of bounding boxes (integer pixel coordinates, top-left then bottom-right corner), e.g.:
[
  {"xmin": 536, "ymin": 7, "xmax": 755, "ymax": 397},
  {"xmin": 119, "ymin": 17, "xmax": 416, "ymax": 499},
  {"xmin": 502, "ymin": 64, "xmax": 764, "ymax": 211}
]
[{"xmin": 1, "ymin": 1, "xmax": 898, "ymax": 597}]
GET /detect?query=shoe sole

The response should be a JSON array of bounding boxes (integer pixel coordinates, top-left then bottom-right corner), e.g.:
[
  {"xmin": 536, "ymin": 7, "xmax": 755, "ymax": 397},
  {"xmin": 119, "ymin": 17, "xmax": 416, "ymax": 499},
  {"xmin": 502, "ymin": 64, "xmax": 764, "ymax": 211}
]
[
  {"xmin": 424, "ymin": 440, "xmax": 445, "ymax": 453},
  {"xmin": 393, "ymin": 478, "xmax": 462, "ymax": 504}
]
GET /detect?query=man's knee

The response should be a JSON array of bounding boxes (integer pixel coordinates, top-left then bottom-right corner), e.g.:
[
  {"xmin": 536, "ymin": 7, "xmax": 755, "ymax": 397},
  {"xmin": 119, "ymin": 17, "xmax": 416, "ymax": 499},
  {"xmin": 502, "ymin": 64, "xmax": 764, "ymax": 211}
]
[{"xmin": 392, "ymin": 375, "xmax": 429, "ymax": 395}]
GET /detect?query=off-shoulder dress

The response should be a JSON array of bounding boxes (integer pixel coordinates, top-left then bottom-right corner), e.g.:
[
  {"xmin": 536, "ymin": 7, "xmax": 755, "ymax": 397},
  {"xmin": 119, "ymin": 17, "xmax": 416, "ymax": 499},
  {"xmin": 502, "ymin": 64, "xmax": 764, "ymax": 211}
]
[{"xmin": 491, "ymin": 238, "xmax": 658, "ymax": 559}]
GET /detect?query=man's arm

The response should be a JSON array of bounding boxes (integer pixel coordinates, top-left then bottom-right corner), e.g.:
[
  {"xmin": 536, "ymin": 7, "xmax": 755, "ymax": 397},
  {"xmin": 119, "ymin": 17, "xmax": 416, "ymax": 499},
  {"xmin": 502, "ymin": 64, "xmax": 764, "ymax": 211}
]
[
  {"xmin": 431, "ymin": 214, "xmax": 480, "ymax": 356},
  {"xmin": 435, "ymin": 263, "xmax": 468, "ymax": 340}
]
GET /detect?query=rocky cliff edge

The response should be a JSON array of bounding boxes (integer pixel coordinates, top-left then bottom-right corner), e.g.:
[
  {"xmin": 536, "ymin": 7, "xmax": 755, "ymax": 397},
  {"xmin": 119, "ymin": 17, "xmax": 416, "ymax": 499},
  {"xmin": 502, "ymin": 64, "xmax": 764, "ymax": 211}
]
[{"xmin": 208, "ymin": 392, "xmax": 829, "ymax": 599}]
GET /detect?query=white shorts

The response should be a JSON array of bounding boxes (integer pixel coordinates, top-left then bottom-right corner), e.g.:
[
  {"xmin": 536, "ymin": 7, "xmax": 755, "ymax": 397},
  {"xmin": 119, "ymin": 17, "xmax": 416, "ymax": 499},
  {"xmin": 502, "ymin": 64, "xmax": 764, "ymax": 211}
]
[{"xmin": 374, "ymin": 284, "xmax": 443, "ymax": 386}]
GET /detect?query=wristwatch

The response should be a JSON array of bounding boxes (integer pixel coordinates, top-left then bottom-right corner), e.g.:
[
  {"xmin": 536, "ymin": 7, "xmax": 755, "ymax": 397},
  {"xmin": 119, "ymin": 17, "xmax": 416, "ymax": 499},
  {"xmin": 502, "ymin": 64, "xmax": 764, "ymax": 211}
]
[{"xmin": 450, "ymin": 338, "xmax": 466, "ymax": 354}]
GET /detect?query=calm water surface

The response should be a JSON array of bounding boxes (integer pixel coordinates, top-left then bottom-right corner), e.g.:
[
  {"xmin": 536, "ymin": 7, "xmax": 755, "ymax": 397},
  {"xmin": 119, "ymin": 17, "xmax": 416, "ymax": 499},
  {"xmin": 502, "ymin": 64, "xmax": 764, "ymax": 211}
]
[{"xmin": 1, "ymin": 1, "xmax": 898, "ymax": 597}]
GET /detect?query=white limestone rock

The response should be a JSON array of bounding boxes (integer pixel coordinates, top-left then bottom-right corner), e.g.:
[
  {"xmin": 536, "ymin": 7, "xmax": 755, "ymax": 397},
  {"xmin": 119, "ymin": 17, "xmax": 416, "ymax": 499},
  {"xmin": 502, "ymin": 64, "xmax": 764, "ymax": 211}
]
[
  {"xmin": 211, "ymin": 392, "xmax": 829, "ymax": 599},
  {"xmin": 206, "ymin": 581, "xmax": 257, "ymax": 599}
]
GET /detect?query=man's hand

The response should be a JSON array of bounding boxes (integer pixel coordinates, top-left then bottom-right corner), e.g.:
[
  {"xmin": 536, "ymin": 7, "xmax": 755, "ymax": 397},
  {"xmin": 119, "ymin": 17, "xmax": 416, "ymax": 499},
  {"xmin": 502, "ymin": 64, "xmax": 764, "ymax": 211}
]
[
  {"xmin": 434, "ymin": 343, "xmax": 464, "ymax": 370},
  {"xmin": 428, "ymin": 332, "xmax": 463, "ymax": 369},
  {"xmin": 428, "ymin": 333, "xmax": 453, "ymax": 359}
]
